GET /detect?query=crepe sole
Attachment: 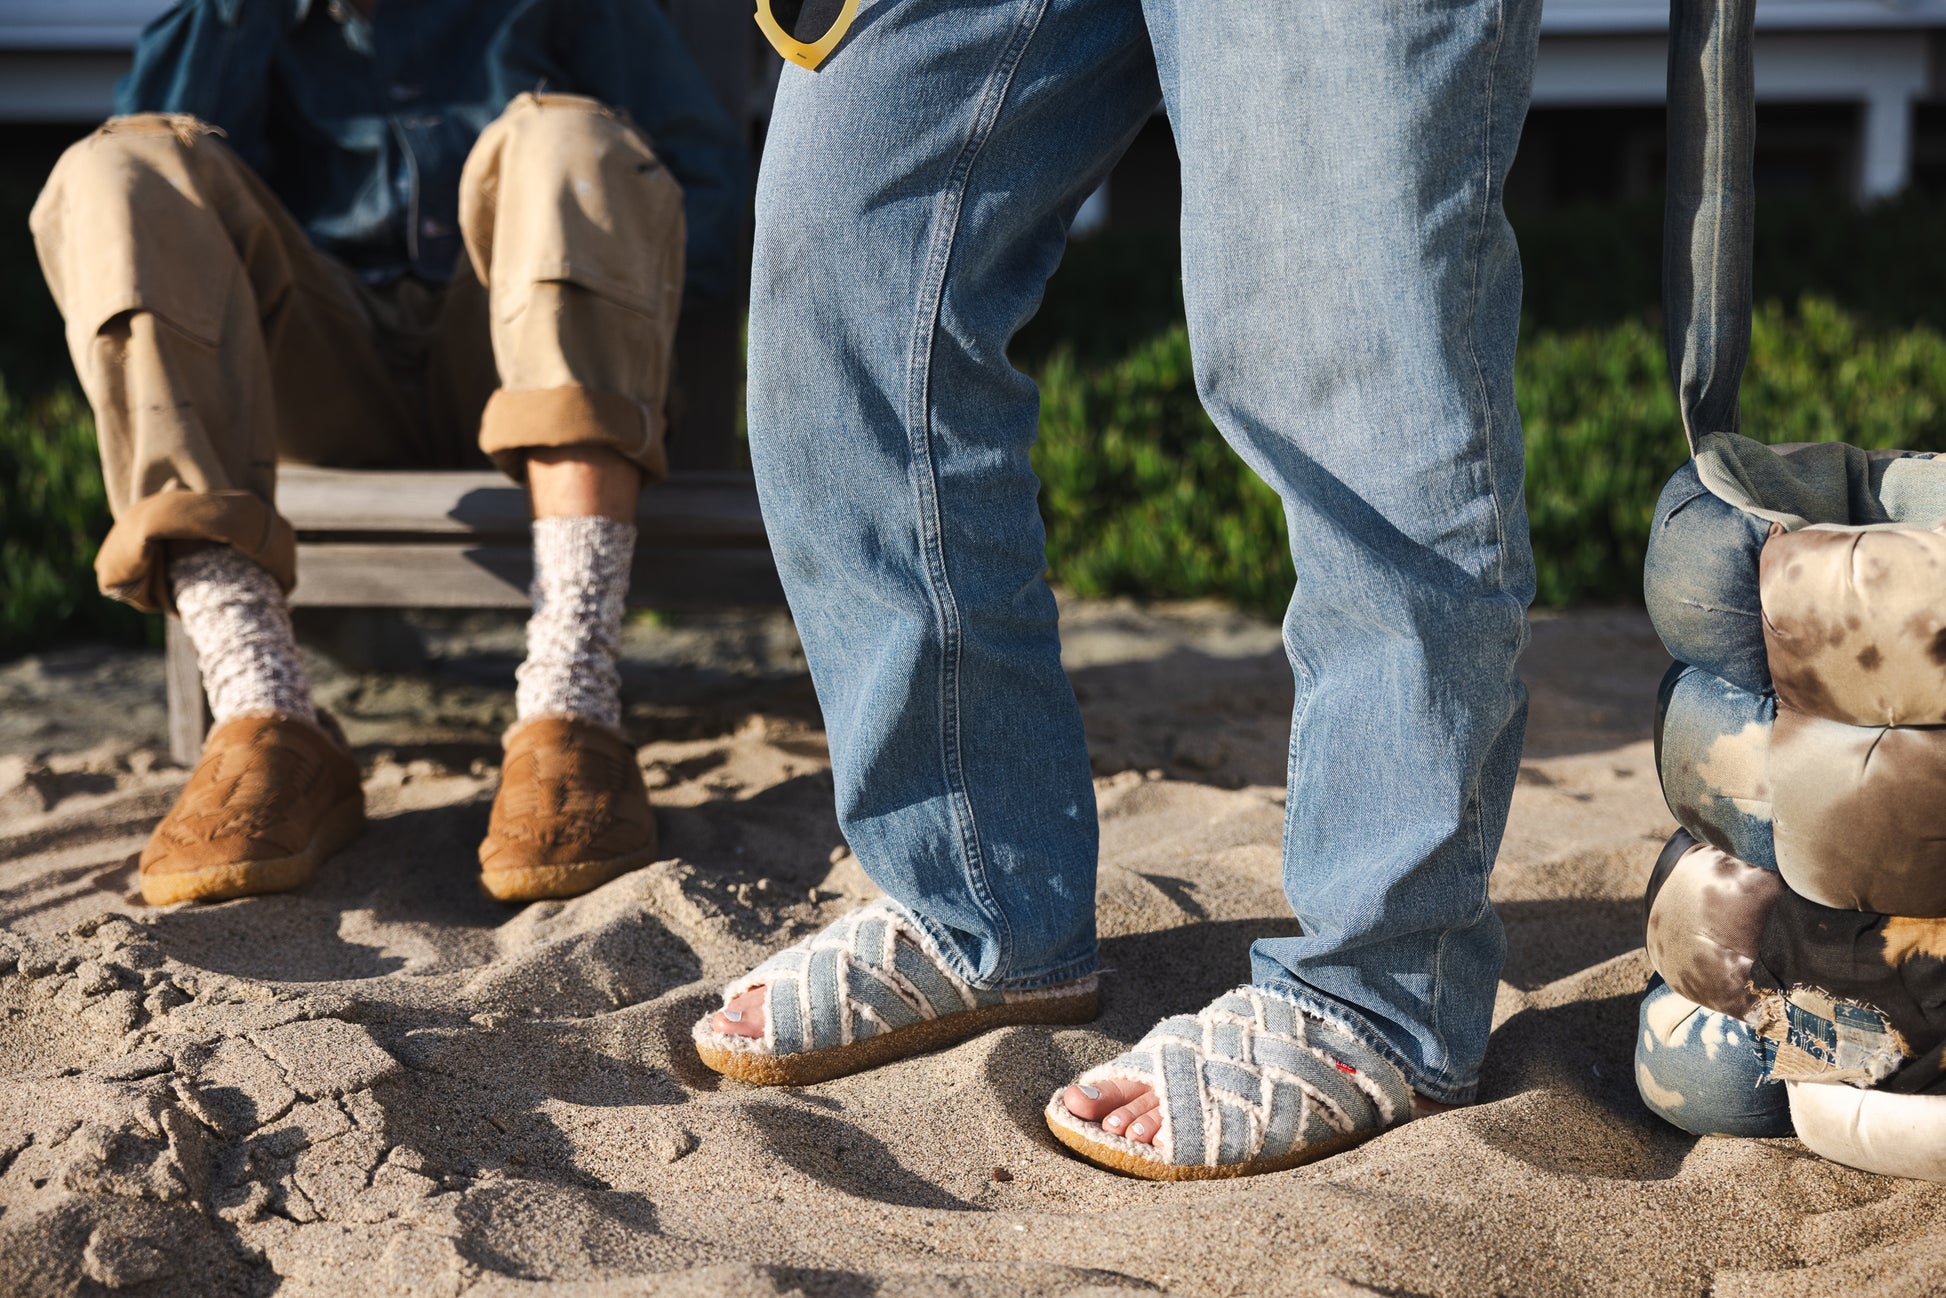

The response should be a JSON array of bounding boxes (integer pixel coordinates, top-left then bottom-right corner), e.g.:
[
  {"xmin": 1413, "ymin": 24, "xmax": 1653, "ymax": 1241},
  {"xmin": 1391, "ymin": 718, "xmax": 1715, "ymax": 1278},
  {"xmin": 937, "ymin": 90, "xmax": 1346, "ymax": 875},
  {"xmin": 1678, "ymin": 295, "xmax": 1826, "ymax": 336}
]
[
  {"xmin": 480, "ymin": 843, "xmax": 662, "ymax": 903},
  {"xmin": 139, "ymin": 796, "xmax": 366, "ymax": 906},
  {"xmin": 697, "ymin": 990, "xmax": 1100, "ymax": 1086},
  {"xmin": 1045, "ymin": 1106, "xmax": 1383, "ymax": 1181}
]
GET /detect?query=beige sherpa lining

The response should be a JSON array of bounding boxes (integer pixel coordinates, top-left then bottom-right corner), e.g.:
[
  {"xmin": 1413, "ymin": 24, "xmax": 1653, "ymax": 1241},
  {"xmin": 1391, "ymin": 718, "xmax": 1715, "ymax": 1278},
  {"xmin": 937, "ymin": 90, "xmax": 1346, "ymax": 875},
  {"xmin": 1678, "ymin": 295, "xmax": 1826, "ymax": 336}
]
[{"xmin": 696, "ymin": 897, "xmax": 1098, "ymax": 1061}]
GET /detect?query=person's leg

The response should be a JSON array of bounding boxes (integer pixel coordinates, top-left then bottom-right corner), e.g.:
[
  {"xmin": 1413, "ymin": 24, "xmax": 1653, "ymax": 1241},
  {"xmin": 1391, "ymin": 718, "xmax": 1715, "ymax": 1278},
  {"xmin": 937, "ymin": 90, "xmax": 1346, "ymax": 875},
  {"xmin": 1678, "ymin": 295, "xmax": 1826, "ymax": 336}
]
[
  {"xmin": 699, "ymin": 0, "xmax": 1162, "ymax": 1064},
  {"xmin": 1061, "ymin": 0, "xmax": 1542, "ymax": 1148},
  {"xmin": 749, "ymin": 0, "xmax": 1157, "ymax": 981},
  {"xmin": 30, "ymin": 115, "xmax": 388, "ymax": 903},
  {"xmin": 1172, "ymin": 0, "xmax": 1542, "ymax": 1109},
  {"xmin": 456, "ymin": 92, "xmax": 679, "ymax": 901}
]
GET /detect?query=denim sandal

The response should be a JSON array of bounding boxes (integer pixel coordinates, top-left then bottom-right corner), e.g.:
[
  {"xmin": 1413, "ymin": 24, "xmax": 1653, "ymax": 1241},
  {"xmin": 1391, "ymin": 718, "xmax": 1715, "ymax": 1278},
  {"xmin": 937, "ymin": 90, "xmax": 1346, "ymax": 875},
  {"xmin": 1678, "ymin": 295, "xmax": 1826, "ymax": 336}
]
[
  {"xmin": 1044, "ymin": 986, "xmax": 1414, "ymax": 1180},
  {"xmin": 692, "ymin": 898, "xmax": 1100, "ymax": 1086}
]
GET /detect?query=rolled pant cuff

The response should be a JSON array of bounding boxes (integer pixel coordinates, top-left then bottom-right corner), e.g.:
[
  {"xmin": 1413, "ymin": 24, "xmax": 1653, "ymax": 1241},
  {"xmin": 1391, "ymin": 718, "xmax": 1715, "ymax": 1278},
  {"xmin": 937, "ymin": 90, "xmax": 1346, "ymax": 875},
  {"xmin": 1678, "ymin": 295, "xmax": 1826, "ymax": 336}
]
[
  {"xmin": 1258, "ymin": 979, "xmax": 1477, "ymax": 1106},
  {"xmin": 890, "ymin": 898, "xmax": 1101, "ymax": 993},
  {"xmin": 96, "ymin": 489, "xmax": 297, "ymax": 615},
  {"xmin": 478, "ymin": 386, "xmax": 667, "ymax": 484}
]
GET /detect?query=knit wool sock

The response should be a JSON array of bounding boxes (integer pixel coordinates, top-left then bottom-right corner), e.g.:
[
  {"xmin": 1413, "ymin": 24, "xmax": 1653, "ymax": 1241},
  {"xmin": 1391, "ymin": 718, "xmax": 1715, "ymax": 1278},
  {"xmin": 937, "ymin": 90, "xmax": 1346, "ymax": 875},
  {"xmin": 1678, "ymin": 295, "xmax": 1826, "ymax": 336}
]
[
  {"xmin": 514, "ymin": 516, "xmax": 635, "ymax": 732},
  {"xmin": 169, "ymin": 546, "xmax": 317, "ymax": 726}
]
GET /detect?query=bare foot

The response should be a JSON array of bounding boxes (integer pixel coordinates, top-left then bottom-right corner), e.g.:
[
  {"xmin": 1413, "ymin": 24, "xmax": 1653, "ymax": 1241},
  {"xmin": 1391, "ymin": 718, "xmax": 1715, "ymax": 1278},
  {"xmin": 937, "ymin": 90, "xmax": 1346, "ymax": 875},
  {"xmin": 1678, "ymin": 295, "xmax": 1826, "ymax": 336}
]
[
  {"xmin": 1061, "ymin": 1078, "xmax": 1163, "ymax": 1143},
  {"xmin": 712, "ymin": 986, "xmax": 767, "ymax": 1038},
  {"xmin": 1060, "ymin": 1079, "xmax": 1457, "ymax": 1143}
]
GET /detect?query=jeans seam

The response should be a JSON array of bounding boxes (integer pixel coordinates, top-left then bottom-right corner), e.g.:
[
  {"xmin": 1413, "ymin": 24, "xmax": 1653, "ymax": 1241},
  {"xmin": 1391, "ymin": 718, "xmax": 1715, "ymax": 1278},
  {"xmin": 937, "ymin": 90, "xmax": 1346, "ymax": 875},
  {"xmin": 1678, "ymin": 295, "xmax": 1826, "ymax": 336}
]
[
  {"xmin": 1278, "ymin": 630, "xmax": 1319, "ymax": 898},
  {"xmin": 1463, "ymin": 0, "xmax": 1511, "ymax": 594},
  {"xmin": 1428, "ymin": 781, "xmax": 1496, "ymax": 1084},
  {"xmin": 901, "ymin": 0, "xmax": 1053, "ymax": 980},
  {"xmin": 1442, "ymin": 0, "xmax": 1519, "ymax": 1107}
]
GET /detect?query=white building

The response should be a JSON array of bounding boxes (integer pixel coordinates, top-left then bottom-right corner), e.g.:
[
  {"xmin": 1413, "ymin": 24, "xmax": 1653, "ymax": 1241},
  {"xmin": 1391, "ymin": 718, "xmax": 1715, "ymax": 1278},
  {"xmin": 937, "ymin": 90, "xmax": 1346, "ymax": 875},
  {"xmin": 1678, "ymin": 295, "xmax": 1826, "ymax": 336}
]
[
  {"xmin": 1, "ymin": 0, "xmax": 1938, "ymax": 201},
  {"xmin": 1537, "ymin": 0, "xmax": 1940, "ymax": 199}
]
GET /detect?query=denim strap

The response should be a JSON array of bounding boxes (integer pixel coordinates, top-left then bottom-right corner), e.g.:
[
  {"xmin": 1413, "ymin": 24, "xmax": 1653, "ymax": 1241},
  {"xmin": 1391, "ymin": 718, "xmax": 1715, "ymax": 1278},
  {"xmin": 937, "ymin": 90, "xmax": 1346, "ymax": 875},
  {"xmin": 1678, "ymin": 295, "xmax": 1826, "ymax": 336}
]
[
  {"xmin": 1663, "ymin": 0, "xmax": 1756, "ymax": 453},
  {"xmin": 1065, "ymin": 987, "xmax": 1411, "ymax": 1168}
]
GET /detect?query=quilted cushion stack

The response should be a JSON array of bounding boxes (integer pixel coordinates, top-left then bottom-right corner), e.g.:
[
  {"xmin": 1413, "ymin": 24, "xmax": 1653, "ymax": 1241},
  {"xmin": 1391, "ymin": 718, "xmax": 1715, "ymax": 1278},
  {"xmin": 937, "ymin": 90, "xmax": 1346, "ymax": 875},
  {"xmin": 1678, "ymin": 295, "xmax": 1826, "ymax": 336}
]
[{"xmin": 1643, "ymin": 433, "xmax": 1946, "ymax": 1177}]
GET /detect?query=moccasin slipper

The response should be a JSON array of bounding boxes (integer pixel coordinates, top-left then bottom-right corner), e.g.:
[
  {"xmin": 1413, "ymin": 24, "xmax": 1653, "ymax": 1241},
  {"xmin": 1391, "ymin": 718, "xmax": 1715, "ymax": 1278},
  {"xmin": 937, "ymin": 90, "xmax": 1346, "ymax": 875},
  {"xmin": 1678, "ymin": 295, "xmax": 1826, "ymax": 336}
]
[
  {"xmin": 479, "ymin": 717, "xmax": 660, "ymax": 902},
  {"xmin": 1044, "ymin": 986, "xmax": 1413, "ymax": 1180},
  {"xmin": 693, "ymin": 898, "xmax": 1099, "ymax": 1086},
  {"xmin": 140, "ymin": 711, "xmax": 365, "ymax": 906}
]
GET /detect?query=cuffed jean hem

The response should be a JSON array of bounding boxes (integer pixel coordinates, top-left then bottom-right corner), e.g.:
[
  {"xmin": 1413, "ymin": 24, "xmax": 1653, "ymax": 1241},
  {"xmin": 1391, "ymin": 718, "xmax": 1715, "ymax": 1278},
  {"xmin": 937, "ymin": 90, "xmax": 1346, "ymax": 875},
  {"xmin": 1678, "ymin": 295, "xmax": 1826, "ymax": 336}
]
[
  {"xmin": 479, "ymin": 385, "xmax": 667, "ymax": 484},
  {"xmin": 891, "ymin": 898, "xmax": 1101, "ymax": 993},
  {"xmin": 1259, "ymin": 979, "xmax": 1475, "ymax": 1106},
  {"xmin": 96, "ymin": 488, "xmax": 299, "ymax": 615}
]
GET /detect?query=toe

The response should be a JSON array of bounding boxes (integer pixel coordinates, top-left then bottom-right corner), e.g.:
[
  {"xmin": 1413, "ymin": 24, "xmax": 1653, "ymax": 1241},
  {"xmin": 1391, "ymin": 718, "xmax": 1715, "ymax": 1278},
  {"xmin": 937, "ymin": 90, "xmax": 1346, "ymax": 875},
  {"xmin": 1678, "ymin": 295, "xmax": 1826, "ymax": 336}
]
[
  {"xmin": 1105, "ymin": 1091, "xmax": 1161, "ymax": 1142},
  {"xmin": 1121, "ymin": 1093, "xmax": 1164, "ymax": 1145},
  {"xmin": 1062, "ymin": 1077, "xmax": 1153, "ymax": 1122},
  {"xmin": 711, "ymin": 986, "xmax": 767, "ymax": 1038}
]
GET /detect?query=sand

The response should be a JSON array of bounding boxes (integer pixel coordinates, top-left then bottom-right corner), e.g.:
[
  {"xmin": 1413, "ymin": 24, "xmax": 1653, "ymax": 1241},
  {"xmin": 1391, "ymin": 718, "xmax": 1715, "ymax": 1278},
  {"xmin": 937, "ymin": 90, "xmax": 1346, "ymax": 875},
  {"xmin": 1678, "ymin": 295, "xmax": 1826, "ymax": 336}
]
[{"xmin": 1, "ymin": 599, "xmax": 1943, "ymax": 1297}]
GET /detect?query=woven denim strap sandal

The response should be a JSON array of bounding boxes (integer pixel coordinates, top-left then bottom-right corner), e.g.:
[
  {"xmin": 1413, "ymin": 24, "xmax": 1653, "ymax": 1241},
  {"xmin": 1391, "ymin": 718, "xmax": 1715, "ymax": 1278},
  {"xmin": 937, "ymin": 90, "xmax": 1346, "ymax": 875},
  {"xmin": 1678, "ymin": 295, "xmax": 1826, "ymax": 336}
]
[
  {"xmin": 692, "ymin": 898, "xmax": 1099, "ymax": 1086},
  {"xmin": 1044, "ymin": 986, "xmax": 1414, "ymax": 1180}
]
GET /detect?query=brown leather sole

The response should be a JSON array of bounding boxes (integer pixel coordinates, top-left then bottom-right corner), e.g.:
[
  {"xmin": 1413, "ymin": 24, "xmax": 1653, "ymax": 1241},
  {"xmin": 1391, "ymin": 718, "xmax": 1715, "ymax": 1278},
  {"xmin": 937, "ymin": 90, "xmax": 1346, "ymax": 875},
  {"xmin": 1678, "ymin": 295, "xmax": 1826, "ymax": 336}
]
[
  {"xmin": 1044, "ymin": 1103, "xmax": 1382, "ymax": 1181},
  {"xmin": 695, "ymin": 989, "xmax": 1100, "ymax": 1087},
  {"xmin": 479, "ymin": 843, "xmax": 662, "ymax": 903},
  {"xmin": 139, "ymin": 793, "xmax": 366, "ymax": 907}
]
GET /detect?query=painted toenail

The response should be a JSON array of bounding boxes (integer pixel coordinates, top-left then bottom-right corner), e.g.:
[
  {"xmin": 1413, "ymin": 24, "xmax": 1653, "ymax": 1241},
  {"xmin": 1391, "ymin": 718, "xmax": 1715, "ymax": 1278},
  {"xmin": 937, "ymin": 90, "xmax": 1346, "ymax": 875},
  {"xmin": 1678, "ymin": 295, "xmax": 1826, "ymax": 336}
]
[
  {"xmin": 1130, "ymin": 1122, "xmax": 1148, "ymax": 1137},
  {"xmin": 722, "ymin": 1009, "xmax": 743, "ymax": 1023},
  {"xmin": 1078, "ymin": 1084, "xmax": 1101, "ymax": 1100},
  {"xmin": 1104, "ymin": 1114, "xmax": 1124, "ymax": 1129}
]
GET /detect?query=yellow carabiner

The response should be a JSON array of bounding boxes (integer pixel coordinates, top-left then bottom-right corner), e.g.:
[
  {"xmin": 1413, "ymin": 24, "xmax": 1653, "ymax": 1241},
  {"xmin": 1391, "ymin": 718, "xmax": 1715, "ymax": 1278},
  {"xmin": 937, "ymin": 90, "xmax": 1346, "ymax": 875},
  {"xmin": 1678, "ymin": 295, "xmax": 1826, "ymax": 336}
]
[{"xmin": 754, "ymin": 0, "xmax": 861, "ymax": 72}]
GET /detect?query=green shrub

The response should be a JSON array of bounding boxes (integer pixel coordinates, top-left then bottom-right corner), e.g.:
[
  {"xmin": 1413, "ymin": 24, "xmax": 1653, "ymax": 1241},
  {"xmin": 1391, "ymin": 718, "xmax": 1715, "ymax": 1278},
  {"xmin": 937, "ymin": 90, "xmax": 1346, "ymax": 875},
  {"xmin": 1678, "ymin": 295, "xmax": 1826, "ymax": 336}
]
[
  {"xmin": 4, "ymin": 186, "xmax": 1946, "ymax": 652},
  {"xmin": 1032, "ymin": 297, "xmax": 1946, "ymax": 614},
  {"xmin": 1014, "ymin": 192, "xmax": 1946, "ymax": 374},
  {"xmin": 1034, "ymin": 333, "xmax": 1293, "ymax": 613},
  {"xmin": 0, "ymin": 381, "xmax": 151, "ymax": 656}
]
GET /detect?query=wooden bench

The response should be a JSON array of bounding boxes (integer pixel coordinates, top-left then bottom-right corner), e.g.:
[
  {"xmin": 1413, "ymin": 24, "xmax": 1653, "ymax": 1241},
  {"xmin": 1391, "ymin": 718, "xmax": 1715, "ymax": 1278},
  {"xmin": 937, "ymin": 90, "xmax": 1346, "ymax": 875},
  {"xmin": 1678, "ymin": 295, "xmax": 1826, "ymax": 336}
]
[
  {"xmin": 164, "ymin": 466, "xmax": 780, "ymax": 763},
  {"xmin": 150, "ymin": 4, "xmax": 784, "ymax": 763}
]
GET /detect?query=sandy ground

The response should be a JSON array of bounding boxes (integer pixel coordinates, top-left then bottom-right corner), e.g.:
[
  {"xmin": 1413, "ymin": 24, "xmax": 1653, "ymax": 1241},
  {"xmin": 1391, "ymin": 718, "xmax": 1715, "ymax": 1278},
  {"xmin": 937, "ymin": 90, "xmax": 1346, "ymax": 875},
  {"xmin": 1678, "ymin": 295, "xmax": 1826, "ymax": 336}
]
[{"xmin": 1, "ymin": 600, "xmax": 1942, "ymax": 1297}]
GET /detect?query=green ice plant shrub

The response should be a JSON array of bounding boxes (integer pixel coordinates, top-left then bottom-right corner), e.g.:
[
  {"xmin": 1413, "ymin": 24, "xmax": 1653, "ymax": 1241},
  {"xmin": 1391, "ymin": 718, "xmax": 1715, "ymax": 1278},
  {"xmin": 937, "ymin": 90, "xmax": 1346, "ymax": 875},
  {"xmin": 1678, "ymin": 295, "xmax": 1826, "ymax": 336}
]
[
  {"xmin": 0, "ymin": 381, "xmax": 149, "ymax": 656},
  {"xmin": 1032, "ymin": 330, "xmax": 1293, "ymax": 614},
  {"xmin": 1031, "ymin": 297, "xmax": 1946, "ymax": 614},
  {"xmin": 0, "ymin": 298, "xmax": 1940, "ymax": 650},
  {"xmin": 4, "ymin": 194, "xmax": 1946, "ymax": 649}
]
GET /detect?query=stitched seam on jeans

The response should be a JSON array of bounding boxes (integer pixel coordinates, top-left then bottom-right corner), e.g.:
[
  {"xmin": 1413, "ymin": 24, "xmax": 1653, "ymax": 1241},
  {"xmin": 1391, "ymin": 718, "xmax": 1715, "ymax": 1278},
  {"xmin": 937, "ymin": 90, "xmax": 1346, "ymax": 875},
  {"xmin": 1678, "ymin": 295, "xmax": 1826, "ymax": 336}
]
[
  {"xmin": 1463, "ymin": 0, "xmax": 1512, "ymax": 594},
  {"xmin": 900, "ymin": 0, "xmax": 1053, "ymax": 978},
  {"xmin": 1428, "ymin": 780, "xmax": 1499, "ymax": 1084},
  {"xmin": 1277, "ymin": 649, "xmax": 1321, "ymax": 896}
]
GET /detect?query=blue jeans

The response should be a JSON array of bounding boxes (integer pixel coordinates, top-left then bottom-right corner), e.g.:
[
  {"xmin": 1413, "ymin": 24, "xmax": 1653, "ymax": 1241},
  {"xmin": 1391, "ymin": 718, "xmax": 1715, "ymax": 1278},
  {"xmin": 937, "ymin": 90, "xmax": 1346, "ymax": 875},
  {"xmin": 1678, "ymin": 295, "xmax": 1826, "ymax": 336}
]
[
  {"xmin": 1636, "ymin": 976, "xmax": 1792, "ymax": 1138},
  {"xmin": 746, "ymin": 0, "xmax": 1539, "ymax": 1104}
]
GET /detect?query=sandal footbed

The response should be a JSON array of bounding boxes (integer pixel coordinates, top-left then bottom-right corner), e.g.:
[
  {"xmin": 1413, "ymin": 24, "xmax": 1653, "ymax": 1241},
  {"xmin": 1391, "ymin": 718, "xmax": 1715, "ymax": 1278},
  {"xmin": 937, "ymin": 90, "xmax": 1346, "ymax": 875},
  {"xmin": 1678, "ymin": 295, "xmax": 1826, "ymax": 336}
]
[
  {"xmin": 696, "ymin": 989, "xmax": 1100, "ymax": 1086},
  {"xmin": 1044, "ymin": 1104, "xmax": 1383, "ymax": 1181}
]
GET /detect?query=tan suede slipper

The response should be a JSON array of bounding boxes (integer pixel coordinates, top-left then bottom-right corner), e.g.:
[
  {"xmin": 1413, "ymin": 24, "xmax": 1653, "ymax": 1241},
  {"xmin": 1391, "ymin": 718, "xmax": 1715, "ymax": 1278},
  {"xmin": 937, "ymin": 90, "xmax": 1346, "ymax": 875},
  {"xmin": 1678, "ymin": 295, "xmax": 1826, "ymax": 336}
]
[
  {"xmin": 478, "ymin": 717, "xmax": 660, "ymax": 902},
  {"xmin": 140, "ymin": 712, "xmax": 365, "ymax": 906},
  {"xmin": 694, "ymin": 898, "xmax": 1099, "ymax": 1086}
]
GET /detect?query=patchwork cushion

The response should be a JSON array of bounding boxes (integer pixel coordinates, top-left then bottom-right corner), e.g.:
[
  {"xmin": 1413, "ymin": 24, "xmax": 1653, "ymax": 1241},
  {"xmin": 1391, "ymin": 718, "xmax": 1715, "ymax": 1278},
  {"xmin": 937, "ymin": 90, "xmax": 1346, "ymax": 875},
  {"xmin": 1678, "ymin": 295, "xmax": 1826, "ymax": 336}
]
[
  {"xmin": 1769, "ymin": 705, "xmax": 1946, "ymax": 917},
  {"xmin": 1647, "ymin": 432, "xmax": 1946, "ymax": 1138},
  {"xmin": 1655, "ymin": 664, "xmax": 1776, "ymax": 871},
  {"xmin": 1761, "ymin": 524, "xmax": 1946, "ymax": 727},
  {"xmin": 1754, "ymin": 890, "xmax": 1946, "ymax": 1079},
  {"xmin": 1645, "ymin": 461, "xmax": 1773, "ymax": 695},
  {"xmin": 1790, "ymin": 1082, "xmax": 1946, "ymax": 1181},
  {"xmin": 1644, "ymin": 830, "xmax": 1782, "ymax": 1019}
]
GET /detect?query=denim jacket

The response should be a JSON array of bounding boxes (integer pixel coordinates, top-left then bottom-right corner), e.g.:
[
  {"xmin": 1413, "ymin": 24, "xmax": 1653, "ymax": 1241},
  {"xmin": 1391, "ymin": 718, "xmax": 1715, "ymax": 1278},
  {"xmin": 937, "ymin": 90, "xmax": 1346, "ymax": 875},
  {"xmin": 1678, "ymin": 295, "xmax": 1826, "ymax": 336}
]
[{"xmin": 116, "ymin": 0, "xmax": 749, "ymax": 300}]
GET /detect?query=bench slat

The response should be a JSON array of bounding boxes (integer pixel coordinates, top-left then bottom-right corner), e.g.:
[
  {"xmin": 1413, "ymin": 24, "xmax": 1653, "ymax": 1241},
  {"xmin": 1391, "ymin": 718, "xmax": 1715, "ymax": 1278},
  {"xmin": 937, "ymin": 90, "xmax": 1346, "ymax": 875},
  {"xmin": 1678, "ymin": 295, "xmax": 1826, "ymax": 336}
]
[
  {"xmin": 289, "ymin": 542, "xmax": 785, "ymax": 609},
  {"xmin": 277, "ymin": 466, "xmax": 767, "ymax": 541}
]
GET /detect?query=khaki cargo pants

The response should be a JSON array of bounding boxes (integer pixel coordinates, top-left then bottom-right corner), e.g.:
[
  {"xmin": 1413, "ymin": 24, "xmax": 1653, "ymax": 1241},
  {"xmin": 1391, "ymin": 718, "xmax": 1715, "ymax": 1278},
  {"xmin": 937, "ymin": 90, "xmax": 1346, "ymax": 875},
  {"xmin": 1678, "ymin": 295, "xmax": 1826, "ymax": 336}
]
[{"xmin": 30, "ymin": 93, "xmax": 685, "ymax": 613}]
